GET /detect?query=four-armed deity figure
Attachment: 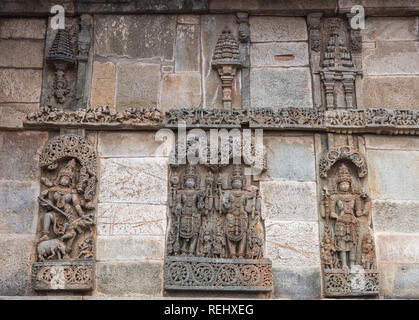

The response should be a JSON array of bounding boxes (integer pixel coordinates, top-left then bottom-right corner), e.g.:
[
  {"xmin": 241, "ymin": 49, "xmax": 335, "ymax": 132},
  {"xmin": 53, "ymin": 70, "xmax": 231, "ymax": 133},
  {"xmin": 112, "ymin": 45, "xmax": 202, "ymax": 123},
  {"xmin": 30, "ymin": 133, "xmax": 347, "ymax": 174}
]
[
  {"xmin": 328, "ymin": 163, "xmax": 364, "ymax": 269},
  {"xmin": 39, "ymin": 158, "xmax": 94, "ymax": 257}
]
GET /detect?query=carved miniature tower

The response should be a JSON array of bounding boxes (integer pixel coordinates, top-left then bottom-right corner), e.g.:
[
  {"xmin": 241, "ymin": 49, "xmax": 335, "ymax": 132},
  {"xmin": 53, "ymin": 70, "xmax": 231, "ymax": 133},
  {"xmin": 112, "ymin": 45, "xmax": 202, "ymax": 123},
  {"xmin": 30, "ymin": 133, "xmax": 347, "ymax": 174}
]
[{"xmin": 212, "ymin": 28, "xmax": 242, "ymax": 109}]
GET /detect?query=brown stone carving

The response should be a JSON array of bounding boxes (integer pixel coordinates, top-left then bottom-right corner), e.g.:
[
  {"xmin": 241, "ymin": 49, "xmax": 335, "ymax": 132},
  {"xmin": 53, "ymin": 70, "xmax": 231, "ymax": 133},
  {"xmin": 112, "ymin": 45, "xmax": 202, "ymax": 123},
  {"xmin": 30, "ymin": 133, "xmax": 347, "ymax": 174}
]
[
  {"xmin": 319, "ymin": 145, "xmax": 378, "ymax": 297},
  {"xmin": 25, "ymin": 105, "xmax": 163, "ymax": 129},
  {"xmin": 42, "ymin": 16, "xmax": 92, "ymax": 110},
  {"xmin": 165, "ymin": 146, "xmax": 271, "ymax": 291},
  {"xmin": 32, "ymin": 134, "xmax": 97, "ymax": 291},
  {"xmin": 212, "ymin": 28, "xmax": 242, "ymax": 109}
]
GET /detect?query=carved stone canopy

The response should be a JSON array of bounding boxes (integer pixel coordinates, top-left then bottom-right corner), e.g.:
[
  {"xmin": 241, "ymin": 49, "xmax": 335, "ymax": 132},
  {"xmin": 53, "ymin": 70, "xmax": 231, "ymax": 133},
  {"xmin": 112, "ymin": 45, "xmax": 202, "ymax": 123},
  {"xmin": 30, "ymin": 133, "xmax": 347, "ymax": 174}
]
[{"xmin": 319, "ymin": 146, "xmax": 368, "ymax": 179}]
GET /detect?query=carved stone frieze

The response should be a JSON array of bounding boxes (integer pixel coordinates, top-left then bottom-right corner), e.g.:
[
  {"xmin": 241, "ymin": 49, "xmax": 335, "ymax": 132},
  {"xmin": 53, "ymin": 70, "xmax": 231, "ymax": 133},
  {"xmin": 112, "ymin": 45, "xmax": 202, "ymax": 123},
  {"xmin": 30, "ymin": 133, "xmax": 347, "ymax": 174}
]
[
  {"xmin": 318, "ymin": 141, "xmax": 378, "ymax": 297},
  {"xmin": 165, "ymin": 150, "xmax": 271, "ymax": 291},
  {"xmin": 25, "ymin": 105, "xmax": 163, "ymax": 129},
  {"xmin": 250, "ymin": 107, "xmax": 324, "ymax": 128},
  {"xmin": 165, "ymin": 256, "xmax": 272, "ymax": 291},
  {"xmin": 32, "ymin": 134, "xmax": 98, "ymax": 291}
]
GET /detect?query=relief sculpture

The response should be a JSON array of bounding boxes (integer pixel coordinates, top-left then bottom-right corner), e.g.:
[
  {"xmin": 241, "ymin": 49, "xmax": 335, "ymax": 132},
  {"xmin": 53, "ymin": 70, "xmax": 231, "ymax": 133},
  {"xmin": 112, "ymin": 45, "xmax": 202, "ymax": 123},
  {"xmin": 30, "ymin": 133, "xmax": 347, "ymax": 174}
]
[
  {"xmin": 319, "ymin": 145, "xmax": 378, "ymax": 297},
  {"xmin": 165, "ymin": 142, "xmax": 272, "ymax": 291},
  {"xmin": 32, "ymin": 134, "xmax": 97, "ymax": 291}
]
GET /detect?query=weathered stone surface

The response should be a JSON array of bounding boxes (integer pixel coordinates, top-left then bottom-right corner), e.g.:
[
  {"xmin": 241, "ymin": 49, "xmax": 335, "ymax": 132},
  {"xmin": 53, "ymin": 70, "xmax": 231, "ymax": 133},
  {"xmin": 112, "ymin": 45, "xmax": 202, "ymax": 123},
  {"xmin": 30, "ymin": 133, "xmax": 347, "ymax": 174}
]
[
  {"xmin": 338, "ymin": 0, "xmax": 419, "ymax": 15},
  {"xmin": 0, "ymin": 131, "xmax": 48, "ymax": 181},
  {"xmin": 251, "ymin": 42, "xmax": 309, "ymax": 68},
  {"xmin": 379, "ymin": 262, "xmax": 419, "ymax": 299},
  {"xmin": 97, "ymin": 203, "xmax": 167, "ymax": 236},
  {"xmin": 272, "ymin": 266, "xmax": 321, "ymax": 299},
  {"xmin": 0, "ymin": 18, "xmax": 46, "ymax": 39},
  {"xmin": 115, "ymin": 63, "xmax": 160, "ymax": 110},
  {"xmin": 265, "ymin": 220, "xmax": 320, "ymax": 267},
  {"xmin": 368, "ymin": 150, "xmax": 419, "ymax": 200},
  {"xmin": 250, "ymin": 68, "xmax": 313, "ymax": 109},
  {"xmin": 90, "ymin": 61, "xmax": 115, "ymax": 108},
  {"xmin": 0, "ymin": 181, "xmax": 38, "ymax": 234},
  {"xmin": 94, "ymin": 15, "xmax": 176, "ymax": 60},
  {"xmin": 365, "ymin": 135, "xmax": 419, "ymax": 151},
  {"xmin": 201, "ymin": 14, "xmax": 240, "ymax": 108},
  {"xmin": 99, "ymin": 157, "xmax": 168, "ymax": 204},
  {"xmin": 98, "ymin": 132, "xmax": 172, "ymax": 158},
  {"xmin": 372, "ymin": 200, "xmax": 419, "ymax": 233},
  {"xmin": 97, "ymin": 235, "xmax": 165, "ymax": 261},
  {"xmin": 161, "ymin": 72, "xmax": 201, "ymax": 111},
  {"xmin": 363, "ymin": 41, "xmax": 419, "ymax": 75},
  {"xmin": 0, "ymin": 69, "xmax": 42, "ymax": 103},
  {"xmin": 362, "ymin": 76, "xmax": 419, "ymax": 110},
  {"xmin": 175, "ymin": 24, "xmax": 200, "ymax": 72},
  {"xmin": 0, "ymin": 104, "xmax": 39, "ymax": 128},
  {"xmin": 260, "ymin": 181, "xmax": 318, "ymax": 222},
  {"xmin": 362, "ymin": 17, "xmax": 419, "ymax": 41},
  {"xmin": 376, "ymin": 233, "xmax": 419, "ymax": 263},
  {"xmin": 210, "ymin": 0, "xmax": 336, "ymax": 15},
  {"xmin": 262, "ymin": 134, "xmax": 316, "ymax": 181},
  {"xmin": 250, "ymin": 17, "xmax": 308, "ymax": 42},
  {"xmin": 0, "ymin": 40, "xmax": 44, "ymax": 68},
  {"xmin": 0, "ymin": 234, "xmax": 35, "ymax": 296},
  {"xmin": 178, "ymin": 15, "xmax": 200, "ymax": 24},
  {"xmin": 96, "ymin": 261, "xmax": 163, "ymax": 296}
]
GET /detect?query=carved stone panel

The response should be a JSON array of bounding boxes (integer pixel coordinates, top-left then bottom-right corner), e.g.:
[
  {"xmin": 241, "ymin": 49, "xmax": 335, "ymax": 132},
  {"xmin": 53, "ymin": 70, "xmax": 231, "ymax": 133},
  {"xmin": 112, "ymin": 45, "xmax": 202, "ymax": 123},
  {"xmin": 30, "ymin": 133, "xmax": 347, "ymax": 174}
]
[
  {"xmin": 164, "ymin": 135, "xmax": 272, "ymax": 292},
  {"xmin": 32, "ymin": 134, "xmax": 97, "ymax": 291},
  {"xmin": 318, "ymin": 137, "xmax": 378, "ymax": 297}
]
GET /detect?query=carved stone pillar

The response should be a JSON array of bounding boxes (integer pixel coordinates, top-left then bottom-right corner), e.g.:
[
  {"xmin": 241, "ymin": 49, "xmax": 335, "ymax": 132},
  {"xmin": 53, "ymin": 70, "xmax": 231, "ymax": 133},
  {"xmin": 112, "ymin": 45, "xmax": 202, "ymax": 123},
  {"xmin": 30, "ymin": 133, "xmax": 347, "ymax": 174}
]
[
  {"xmin": 32, "ymin": 134, "xmax": 97, "ymax": 291},
  {"xmin": 317, "ymin": 134, "xmax": 379, "ymax": 297},
  {"xmin": 236, "ymin": 12, "xmax": 250, "ymax": 109}
]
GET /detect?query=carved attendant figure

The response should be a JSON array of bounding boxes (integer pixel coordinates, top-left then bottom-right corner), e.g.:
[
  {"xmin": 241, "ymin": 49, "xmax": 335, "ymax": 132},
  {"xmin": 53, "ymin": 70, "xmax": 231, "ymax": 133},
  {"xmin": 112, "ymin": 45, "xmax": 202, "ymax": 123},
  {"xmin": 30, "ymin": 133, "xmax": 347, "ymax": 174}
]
[
  {"xmin": 175, "ymin": 165, "xmax": 205, "ymax": 256},
  {"xmin": 329, "ymin": 163, "xmax": 362, "ymax": 269},
  {"xmin": 222, "ymin": 166, "xmax": 253, "ymax": 258}
]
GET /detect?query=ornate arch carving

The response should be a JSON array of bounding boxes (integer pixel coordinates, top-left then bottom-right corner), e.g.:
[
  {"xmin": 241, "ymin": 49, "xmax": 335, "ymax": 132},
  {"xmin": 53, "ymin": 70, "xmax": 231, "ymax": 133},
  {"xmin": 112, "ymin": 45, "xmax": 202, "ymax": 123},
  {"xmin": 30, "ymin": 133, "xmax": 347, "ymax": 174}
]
[{"xmin": 319, "ymin": 145, "xmax": 367, "ymax": 178}]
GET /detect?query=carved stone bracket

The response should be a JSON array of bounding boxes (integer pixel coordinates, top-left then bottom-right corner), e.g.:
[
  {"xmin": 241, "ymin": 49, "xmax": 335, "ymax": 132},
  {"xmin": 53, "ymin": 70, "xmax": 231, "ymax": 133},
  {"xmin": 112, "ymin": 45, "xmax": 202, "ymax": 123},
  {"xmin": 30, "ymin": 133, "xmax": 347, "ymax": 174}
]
[
  {"xmin": 164, "ymin": 256, "xmax": 272, "ymax": 291},
  {"xmin": 32, "ymin": 134, "xmax": 97, "ymax": 291}
]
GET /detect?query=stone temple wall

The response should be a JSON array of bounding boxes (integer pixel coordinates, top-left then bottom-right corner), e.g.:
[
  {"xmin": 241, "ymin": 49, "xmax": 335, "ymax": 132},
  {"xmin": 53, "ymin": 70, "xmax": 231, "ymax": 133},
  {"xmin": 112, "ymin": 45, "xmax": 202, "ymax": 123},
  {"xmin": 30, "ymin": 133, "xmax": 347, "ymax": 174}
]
[{"xmin": 0, "ymin": 1, "xmax": 418, "ymax": 299}]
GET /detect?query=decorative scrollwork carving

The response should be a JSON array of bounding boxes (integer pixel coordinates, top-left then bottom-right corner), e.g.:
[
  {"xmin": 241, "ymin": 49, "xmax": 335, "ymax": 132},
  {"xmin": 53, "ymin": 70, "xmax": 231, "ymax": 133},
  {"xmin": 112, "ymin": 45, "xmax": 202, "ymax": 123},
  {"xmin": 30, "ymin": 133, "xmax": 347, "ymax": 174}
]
[{"xmin": 319, "ymin": 146, "xmax": 367, "ymax": 178}]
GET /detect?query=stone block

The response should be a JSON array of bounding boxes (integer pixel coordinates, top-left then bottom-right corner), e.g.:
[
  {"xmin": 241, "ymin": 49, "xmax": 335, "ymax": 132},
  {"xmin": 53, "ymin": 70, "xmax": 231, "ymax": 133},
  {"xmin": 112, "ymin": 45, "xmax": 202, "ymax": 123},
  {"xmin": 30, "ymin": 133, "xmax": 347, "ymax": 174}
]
[
  {"xmin": 367, "ymin": 150, "xmax": 419, "ymax": 200},
  {"xmin": 0, "ymin": 234, "xmax": 35, "ymax": 295},
  {"xmin": 372, "ymin": 200, "xmax": 419, "ymax": 233},
  {"xmin": 251, "ymin": 42, "xmax": 309, "ymax": 68},
  {"xmin": 201, "ymin": 14, "xmax": 241, "ymax": 108},
  {"xmin": 363, "ymin": 41, "xmax": 419, "ymax": 75},
  {"xmin": 175, "ymin": 24, "xmax": 200, "ymax": 72},
  {"xmin": 161, "ymin": 72, "xmax": 201, "ymax": 111},
  {"xmin": 272, "ymin": 266, "xmax": 321, "ymax": 299},
  {"xmin": 0, "ymin": 181, "xmax": 38, "ymax": 234},
  {"xmin": 362, "ymin": 76, "xmax": 419, "ymax": 110},
  {"xmin": 365, "ymin": 135, "xmax": 419, "ymax": 151},
  {"xmin": 178, "ymin": 15, "xmax": 200, "ymax": 24},
  {"xmin": 0, "ymin": 18, "xmax": 46, "ymax": 39},
  {"xmin": 362, "ymin": 17, "xmax": 419, "ymax": 41},
  {"xmin": 98, "ymin": 131, "xmax": 172, "ymax": 158},
  {"xmin": 0, "ymin": 131, "xmax": 48, "ymax": 181},
  {"xmin": 0, "ymin": 104, "xmax": 39, "ymax": 129},
  {"xmin": 338, "ymin": 0, "xmax": 419, "ymax": 15},
  {"xmin": 0, "ymin": 69, "xmax": 42, "ymax": 103},
  {"xmin": 96, "ymin": 261, "xmax": 163, "ymax": 296},
  {"xmin": 260, "ymin": 181, "xmax": 318, "ymax": 222},
  {"xmin": 376, "ymin": 233, "xmax": 419, "ymax": 263},
  {"xmin": 0, "ymin": 40, "xmax": 44, "ymax": 68},
  {"xmin": 115, "ymin": 63, "xmax": 160, "ymax": 110},
  {"xmin": 262, "ymin": 134, "xmax": 316, "ymax": 181},
  {"xmin": 393, "ymin": 263, "xmax": 419, "ymax": 299},
  {"xmin": 96, "ymin": 235, "xmax": 165, "ymax": 261},
  {"xmin": 90, "ymin": 61, "xmax": 115, "ymax": 108},
  {"xmin": 97, "ymin": 203, "xmax": 167, "ymax": 236},
  {"xmin": 265, "ymin": 220, "xmax": 320, "ymax": 267},
  {"xmin": 94, "ymin": 15, "xmax": 176, "ymax": 60},
  {"xmin": 250, "ymin": 17, "xmax": 308, "ymax": 42},
  {"xmin": 250, "ymin": 68, "xmax": 313, "ymax": 109},
  {"xmin": 99, "ymin": 157, "xmax": 168, "ymax": 204}
]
